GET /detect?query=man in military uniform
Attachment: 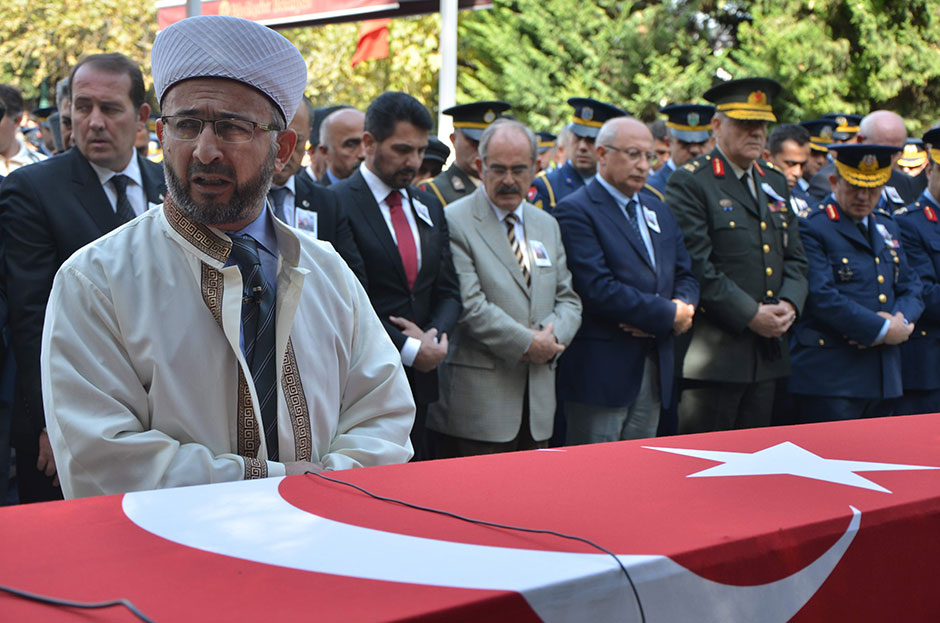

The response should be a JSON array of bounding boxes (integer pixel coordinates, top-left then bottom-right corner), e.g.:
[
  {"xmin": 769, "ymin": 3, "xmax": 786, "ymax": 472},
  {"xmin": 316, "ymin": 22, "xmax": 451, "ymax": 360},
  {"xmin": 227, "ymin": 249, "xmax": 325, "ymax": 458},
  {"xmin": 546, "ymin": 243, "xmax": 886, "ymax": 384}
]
[
  {"xmin": 764, "ymin": 123, "xmax": 812, "ymax": 217},
  {"xmin": 417, "ymin": 100, "xmax": 510, "ymax": 206},
  {"xmin": 647, "ymin": 104, "xmax": 715, "ymax": 196},
  {"xmin": 893, "ymin": 129, "xmax": 940, "ymax": 416},
  {"xmin": 535, "ymin": 130, "xmax": 557, "ymax": 172},
  {"xmin": 665, "ymin": 77, "xmax": 809, "ymax": 433},
  {"xmin": 896, "ymin": 138, "xmax": 929, "ymax": 197},
  {"xmin": 797, "ymin": 118, "xmax": 838, "ymax": 203},
  {"xmin": 528, "ymin": 98, "xmax": 626, "ymax": 213},
  {"xmin": 789, "ymin": 145, "xmax": 922, "ymax": 422}
]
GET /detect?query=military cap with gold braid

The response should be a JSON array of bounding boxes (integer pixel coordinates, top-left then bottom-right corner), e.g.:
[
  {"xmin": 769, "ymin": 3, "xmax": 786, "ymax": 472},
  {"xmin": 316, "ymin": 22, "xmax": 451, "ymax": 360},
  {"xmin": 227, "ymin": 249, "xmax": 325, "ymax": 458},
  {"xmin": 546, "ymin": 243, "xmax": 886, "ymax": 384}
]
[
  {"xmin": 800, "ymin": 118, "xmax": 839, "ymax": 153},
  {"xmin": 659, "ymin": 104, "xmax": 715, "ymax": 142},
  {"xmin": 703, "ymin": 77, "xmax": 781, "ymax": 122},
  {"xmin": 829, "ymin": 144, "xmax": 900, "ymax": 187},
  {"xmin": 898, "ymin": 139, "xmax": 927, "ymax": 168},
  {"xmin": 566, "ymin": 97, "xmax": 627, "ymax": 139},
  {"xmin": 822, "ymin": 113, "xmax": 862, "ymax": 142},
  {"xmin": 923, "ymin": 128, "xmax": 940, "ymax": 165},
  {"xmin": 443, "ymin": 100, "xmax": 510, "ymax": 140},
  {"xmin": 536, "ymin": 131, "xmax": 556, "ymax": 154}
]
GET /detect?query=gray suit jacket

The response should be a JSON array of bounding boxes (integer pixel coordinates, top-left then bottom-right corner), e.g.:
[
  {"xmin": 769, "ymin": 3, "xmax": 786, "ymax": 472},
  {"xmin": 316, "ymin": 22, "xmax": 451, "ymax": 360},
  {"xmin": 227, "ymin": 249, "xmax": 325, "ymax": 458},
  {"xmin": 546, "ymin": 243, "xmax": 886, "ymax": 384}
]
[{"xmin": 427, "ymin": 186, "xmax": 582, "ymax": 442}]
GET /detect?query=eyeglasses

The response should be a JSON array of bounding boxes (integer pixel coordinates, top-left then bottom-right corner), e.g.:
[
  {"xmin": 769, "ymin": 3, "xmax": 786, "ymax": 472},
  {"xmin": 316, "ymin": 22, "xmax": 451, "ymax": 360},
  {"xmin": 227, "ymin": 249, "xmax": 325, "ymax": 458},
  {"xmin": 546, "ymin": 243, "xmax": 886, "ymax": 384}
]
[
  {"xmin": 483, "ymin": 163, "xmax": 533, "ymax": 177},
  {"xmin": 603, "ymin": 145, "xmax": 656, "ymax": 162},
  {"xmin": 161, "ymin": 116, "xmax": 281, "ymax": 144}
]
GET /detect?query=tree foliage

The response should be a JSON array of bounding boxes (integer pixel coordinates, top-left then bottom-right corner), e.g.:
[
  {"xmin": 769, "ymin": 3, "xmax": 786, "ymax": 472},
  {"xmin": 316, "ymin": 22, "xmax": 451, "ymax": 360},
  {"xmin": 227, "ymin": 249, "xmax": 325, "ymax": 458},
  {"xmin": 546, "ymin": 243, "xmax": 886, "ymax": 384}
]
[
  {"xmin": 0, "ymin": 0, "xmax": 155, "ymax": 104},
  {"xmin": 0, "ymin": 0, "xmax": 937, "ymax": 134}
]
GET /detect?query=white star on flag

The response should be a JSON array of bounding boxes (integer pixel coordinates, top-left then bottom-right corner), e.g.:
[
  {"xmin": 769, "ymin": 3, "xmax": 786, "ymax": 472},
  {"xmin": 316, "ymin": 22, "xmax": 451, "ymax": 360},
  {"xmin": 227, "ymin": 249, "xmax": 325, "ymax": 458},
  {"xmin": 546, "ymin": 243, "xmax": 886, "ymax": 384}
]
[{"xmin": 643, "ymin": 441, "xmax": 940, "ymax": 493}]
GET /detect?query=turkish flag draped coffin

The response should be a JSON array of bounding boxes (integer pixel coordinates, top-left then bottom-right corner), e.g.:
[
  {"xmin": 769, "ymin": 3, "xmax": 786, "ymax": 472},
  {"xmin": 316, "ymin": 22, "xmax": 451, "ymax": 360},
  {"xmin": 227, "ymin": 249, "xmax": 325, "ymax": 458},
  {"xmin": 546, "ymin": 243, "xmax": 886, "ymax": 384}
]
[{"xmin": 2, "ymin": 414, "xmax": 940, "ymax": 622}]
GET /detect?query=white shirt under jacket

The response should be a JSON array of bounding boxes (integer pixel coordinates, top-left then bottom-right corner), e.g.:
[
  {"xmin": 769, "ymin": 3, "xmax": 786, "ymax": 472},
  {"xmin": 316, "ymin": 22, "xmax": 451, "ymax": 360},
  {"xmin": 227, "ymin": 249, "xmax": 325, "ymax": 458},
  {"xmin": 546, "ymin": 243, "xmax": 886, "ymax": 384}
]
[{"xmin": 41, "ymin": 199, "xmax": 415, "ymax": 499}]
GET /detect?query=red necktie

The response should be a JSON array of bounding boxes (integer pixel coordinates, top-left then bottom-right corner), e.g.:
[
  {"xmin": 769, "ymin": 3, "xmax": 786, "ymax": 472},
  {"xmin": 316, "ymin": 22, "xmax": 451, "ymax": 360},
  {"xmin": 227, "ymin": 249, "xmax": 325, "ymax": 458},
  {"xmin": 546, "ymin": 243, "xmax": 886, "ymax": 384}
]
[{"xmin": 387, "ymin": 191, "xmax": 418, "ymax": 290}]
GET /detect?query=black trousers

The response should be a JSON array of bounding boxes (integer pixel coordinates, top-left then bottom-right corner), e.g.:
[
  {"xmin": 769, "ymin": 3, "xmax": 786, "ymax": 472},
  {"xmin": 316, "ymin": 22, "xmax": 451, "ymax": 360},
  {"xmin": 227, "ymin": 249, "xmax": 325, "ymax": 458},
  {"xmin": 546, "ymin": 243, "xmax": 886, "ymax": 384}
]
[{"xmin": 679, "ymin": 379, "xmax": 776, "ymax": 434}]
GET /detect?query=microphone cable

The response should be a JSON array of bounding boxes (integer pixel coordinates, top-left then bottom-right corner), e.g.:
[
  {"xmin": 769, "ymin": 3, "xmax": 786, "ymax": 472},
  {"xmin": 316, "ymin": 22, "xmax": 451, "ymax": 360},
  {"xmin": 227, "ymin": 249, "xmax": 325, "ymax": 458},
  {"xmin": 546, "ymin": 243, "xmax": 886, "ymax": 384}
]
[{"xmin": 307, "ymin": 470, "xmax": 646, "ymax": 623}]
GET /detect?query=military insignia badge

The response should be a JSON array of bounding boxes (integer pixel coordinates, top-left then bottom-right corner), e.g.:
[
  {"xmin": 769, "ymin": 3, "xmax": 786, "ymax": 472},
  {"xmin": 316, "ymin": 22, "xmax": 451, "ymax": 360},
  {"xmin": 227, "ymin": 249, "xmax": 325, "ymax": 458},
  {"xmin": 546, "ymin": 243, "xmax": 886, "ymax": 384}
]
[
  {"xmin": 876, "ymin": 223, "xmax": 901, "ymax": 249},
  {"xmin": 719, "ymin": 198, "xmax": 733, "ymax": 211},
  {"xmin": 821, "ymin": 126, "xmax": 833, "ymax": 140},
  {"xmin": 527, "ymin": 185, "xmax": 537, "ymax": 201},
  {"xmin": 582, "ymin": 106, "xmax": 594, "ymax": 121},
  {"xmin": 859, "ymin": 154, "xmax": 879, "ymax": 173},
  {"xmin": 452, "ymin": 175, "xmax": 465, "ymax": 191},
  {"xmin": 837, "ymin": 116, "xmax": 848, "ymax": 127},
  {"xmin": 924, "ymin": 205, "xmax": 938, "ymax": 222},
  {"xmin": 712, "ymin": 158, "xmax": 725, "ymax": 177},
  {"xmin": 687, "ymin": 112, "xmax": 700, "ymax": 127},
  {"xmin": 484, "ymin": 109, "xmax": 496, "ymax": 123},
  {"xmin": 747, "ymin": 91, "xmax": 766, "ymax": 105},
  {"xmin": 838, "ymin": 263, "xmax": 854, "ymax": 283},
  {"xmin": 825, "ymin": 204, "xmax": 839, "ymax": 220}
]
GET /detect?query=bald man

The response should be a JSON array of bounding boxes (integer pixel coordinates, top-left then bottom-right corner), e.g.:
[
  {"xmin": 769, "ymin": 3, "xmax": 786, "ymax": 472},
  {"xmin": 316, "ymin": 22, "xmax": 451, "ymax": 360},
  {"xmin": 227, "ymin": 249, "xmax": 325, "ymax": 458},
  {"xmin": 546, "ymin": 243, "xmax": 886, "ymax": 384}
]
[
  {"xmin": 317, "ymin": 107, "xmax": 365, "ymax": 185},
  {"xmin": 555, "ymin": 117, "xmax": 698, "ymax": 442},
  {"xmin": 807, "ymin": 110, "xmax": 917, "ymax": 205}
]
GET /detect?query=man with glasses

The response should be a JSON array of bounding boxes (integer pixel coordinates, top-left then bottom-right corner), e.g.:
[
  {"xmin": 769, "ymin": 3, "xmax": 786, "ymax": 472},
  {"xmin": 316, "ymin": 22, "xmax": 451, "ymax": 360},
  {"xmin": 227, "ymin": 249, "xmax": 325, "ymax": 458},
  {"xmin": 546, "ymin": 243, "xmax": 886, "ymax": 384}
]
[
  {"xmin": 39, "ymin": 16, "xmax": 415, "ymax": 498},
  {"xmin": 0, "ymin": 54, "xmax": 165, "ymax": 503},
  {"xmin": 554, "ymin": 117, "xmax": 698, "ymax": 443},
  {"xmin": 427, "ymin": 118, "xmax": 581, "ymax": 457},
  {"xmin": 665, "ymin": 77, "xmax": 809, "ymax": 434}
]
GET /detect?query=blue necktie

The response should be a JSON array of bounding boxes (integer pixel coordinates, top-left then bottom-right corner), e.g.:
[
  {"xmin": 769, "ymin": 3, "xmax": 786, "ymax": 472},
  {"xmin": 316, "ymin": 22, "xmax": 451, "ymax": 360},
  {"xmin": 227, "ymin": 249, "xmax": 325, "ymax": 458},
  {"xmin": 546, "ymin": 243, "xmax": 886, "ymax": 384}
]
[{"xmin": 229, "ymin": 235, "xmax": 279, "ymax": 461}]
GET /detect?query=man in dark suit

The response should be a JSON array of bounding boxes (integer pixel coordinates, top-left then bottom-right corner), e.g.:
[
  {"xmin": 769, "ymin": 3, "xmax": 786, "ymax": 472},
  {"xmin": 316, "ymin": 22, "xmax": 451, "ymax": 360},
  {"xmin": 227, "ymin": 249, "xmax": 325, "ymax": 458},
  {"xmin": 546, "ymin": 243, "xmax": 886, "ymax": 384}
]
[
  {"xmin": 0, "ymin": 53, "xmax": 166, "ymax": 502},
  {"xmin": 556, "ymin": 117, "xmax": 698, "ymax": 442},
  {"xmin": 268, "ymin": 99, "xmax": 365, "ymax": 282},
  {"xmin": 528, "ymin": 98, "xmax": 626, "ymax": 213},
  {"xmin": 665, "ymin": 77, "xmax": 808, "ymax": 434},
  {"xmin": 330, "ymin": 92, "xmax": 461, "ymax": 460}
]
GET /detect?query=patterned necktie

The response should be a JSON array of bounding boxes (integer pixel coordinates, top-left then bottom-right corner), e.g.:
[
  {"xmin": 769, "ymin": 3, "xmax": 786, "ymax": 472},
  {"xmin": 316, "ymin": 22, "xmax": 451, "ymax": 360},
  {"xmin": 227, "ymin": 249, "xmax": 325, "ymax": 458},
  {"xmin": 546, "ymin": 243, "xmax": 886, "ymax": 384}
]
[
  {"xmin": 229, "ymin": 235, "xmax": 279, "ymax": 461},
  {"xmin": 268, "ymin": 186, "xmax": 290, "ymax": 223},
  {"xmin": 504, "ymin": 212, "xmax": 530, "ymax": 287},
  {"xmin": 623, "ymin": 199, "xmax": 651, "ymax": 264},
  {"xmin": 110, "ymin": 174, "xmax": 137, "ymax": 223},
  {"xmin": 387, "ymin": 191, "xmax": 418, "ymax": 290}
]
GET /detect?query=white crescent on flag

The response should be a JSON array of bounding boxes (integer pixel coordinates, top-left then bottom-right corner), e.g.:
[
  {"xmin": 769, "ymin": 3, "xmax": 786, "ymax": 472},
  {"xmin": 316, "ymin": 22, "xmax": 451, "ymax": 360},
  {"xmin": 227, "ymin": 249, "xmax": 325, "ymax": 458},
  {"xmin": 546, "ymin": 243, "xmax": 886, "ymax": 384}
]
[{"xmin": 123, "ymin": 475, "xmax": 861, "ymax": 623}]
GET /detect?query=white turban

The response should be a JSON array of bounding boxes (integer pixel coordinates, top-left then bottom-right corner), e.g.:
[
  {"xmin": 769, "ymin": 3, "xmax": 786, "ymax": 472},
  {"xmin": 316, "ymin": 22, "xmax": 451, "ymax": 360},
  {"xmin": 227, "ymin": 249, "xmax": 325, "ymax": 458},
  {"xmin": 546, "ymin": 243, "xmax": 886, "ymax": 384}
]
[{"xmin": 152, "ymin": 15, "xmax": 307, "ymax": 123}]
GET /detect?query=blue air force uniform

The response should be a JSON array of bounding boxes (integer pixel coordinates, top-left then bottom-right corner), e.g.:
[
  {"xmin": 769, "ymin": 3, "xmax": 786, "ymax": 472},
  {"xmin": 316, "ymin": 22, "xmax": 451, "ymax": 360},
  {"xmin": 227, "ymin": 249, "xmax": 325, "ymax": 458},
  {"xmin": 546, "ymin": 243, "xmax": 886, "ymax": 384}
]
[{"xmin": 788, "ymin": 145, "xmax": 924, "ymax": 423}]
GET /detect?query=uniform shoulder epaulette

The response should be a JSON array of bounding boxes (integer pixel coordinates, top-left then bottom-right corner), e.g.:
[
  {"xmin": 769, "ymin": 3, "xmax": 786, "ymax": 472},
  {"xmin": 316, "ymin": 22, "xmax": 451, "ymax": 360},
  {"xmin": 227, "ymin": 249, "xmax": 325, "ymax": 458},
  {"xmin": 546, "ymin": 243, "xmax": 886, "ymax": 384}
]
[
  {"xmin": 875, "ymin": 206, "xmax": 894, "ymax": 219},
  {"xmin": 415, "ymin": 177, "xmax": 433, "ymax": 187},
  {"xmin": 893, "ymin": 205, "xmax": 910, "ymax": 216},
  {"xmin": 421, "ymin": 178, "xmax": 446, "ymax": 206},
  {"xmin": 643, "ymin": 183, "xmax": 664, "ymax": 201},
  {"xmin": 756, "ymin": 158, "xmax": 786, "ymax": 181}
]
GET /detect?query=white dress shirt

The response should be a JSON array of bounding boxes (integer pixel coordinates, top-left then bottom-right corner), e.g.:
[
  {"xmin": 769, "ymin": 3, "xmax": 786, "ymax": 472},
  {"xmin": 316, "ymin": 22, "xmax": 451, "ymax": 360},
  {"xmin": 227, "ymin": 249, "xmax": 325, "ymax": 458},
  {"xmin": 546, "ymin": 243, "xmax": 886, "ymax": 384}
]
[{"xmin": 89, "ymin": 155, "xmax": 147, "ymax": 217}]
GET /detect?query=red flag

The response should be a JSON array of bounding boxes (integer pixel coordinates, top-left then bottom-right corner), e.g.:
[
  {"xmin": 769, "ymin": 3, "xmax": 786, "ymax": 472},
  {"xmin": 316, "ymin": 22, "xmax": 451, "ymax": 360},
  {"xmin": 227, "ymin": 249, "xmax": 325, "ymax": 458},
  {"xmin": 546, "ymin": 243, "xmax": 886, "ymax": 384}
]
[{"xmin": 351, "ymin": 18, "xmax": 391, "ymax": 68}]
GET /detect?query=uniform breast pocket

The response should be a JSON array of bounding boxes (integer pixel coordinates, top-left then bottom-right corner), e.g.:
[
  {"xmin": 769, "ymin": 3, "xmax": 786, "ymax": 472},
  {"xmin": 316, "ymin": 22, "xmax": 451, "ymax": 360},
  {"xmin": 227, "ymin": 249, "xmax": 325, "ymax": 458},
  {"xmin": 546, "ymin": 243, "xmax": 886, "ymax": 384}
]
[
  {"xmin": 830, "ymin": 257, "xmax": 856, "ymax": 284},
  {"xmin": 711, "ymin": 218, "xmax": 752, "ymax": 258}
]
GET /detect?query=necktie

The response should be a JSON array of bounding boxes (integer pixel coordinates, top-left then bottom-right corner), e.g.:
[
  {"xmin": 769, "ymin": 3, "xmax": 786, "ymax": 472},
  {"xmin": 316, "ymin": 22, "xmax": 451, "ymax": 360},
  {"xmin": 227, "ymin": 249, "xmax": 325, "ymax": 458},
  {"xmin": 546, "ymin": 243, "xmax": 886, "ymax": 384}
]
[
  {"xmin": 624, "ymin": 199, "xmax": 650, "ymax": 264},
  {"xmin": 110, "ymin": 174, "xmax": 137, "ymax": 223},
  {"xmin": 857, "ymin": 220, "xmax": 871, "ymax": 246},
  {"xmin": 268, "ymin": 186, "xmax": 290, "ymax": 223},
  {"xmin": 229, "ymin": 235, "xmax": 279, "ymax": 461},
  {"xmin": 387, "ymin": 191, "xmax": 418, "ymax": 290},
  {"xmin": 504, "ymin": 212, "xmax": 530, "ymax": 287}
]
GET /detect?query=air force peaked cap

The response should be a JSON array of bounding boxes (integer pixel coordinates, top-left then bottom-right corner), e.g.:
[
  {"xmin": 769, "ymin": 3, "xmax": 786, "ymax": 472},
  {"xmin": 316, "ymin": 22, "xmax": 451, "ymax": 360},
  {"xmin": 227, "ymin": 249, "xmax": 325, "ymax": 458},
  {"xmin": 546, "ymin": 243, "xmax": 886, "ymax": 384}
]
[
  {"xmin": 152, "ymin": 15, "xmax": 308, "ymax": 124},
  {"xmin": 659, "ymin": 104, "xmax": 715, "ymax": 142},
  {"xmin": 566, "ymin": 98, "xmax": 627, "ymax": 138},
  {"xmin": 830, "ymin": 144, "xmax": 900, "ymax": 187}
]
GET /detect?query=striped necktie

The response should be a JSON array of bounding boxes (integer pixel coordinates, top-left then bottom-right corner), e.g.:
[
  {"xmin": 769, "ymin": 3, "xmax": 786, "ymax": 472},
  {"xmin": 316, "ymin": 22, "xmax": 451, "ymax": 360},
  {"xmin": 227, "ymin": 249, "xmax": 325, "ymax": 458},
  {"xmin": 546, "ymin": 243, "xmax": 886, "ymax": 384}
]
[
  {"xmin": 229, "ymin": 234, "xmax": 279, "ymax": 461},
  {"xmin": 504, "ymin": 212, "xmax": 530, "ymax": 287},
  {"xmin": 110, "ymin": 174, "xmax": 137, "ymax": 223}
]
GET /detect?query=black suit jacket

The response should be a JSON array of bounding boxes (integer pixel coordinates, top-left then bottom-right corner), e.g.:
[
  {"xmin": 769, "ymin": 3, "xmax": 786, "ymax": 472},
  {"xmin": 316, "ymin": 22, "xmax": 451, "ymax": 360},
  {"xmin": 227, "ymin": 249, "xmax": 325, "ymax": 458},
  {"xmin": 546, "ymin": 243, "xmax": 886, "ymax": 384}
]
[
  {"xmin": 0, "ymin": 148, "xmax": 166, "ymax": 442},
  {"xmin": 330, "ymin": 169, "xmax": 461, "ymax": 405},
  {"xmin": 292, "ymin": 171, "xmax": 366, "ymax": 283}
]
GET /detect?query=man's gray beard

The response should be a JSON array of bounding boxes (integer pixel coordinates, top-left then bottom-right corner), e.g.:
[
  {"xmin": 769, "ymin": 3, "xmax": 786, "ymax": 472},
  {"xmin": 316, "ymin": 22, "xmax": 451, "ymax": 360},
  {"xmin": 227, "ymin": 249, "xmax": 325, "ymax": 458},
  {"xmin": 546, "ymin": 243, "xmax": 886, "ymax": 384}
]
[{"xmin": 164, "ymin": 151, "xmax": 276, "ymax": 226}]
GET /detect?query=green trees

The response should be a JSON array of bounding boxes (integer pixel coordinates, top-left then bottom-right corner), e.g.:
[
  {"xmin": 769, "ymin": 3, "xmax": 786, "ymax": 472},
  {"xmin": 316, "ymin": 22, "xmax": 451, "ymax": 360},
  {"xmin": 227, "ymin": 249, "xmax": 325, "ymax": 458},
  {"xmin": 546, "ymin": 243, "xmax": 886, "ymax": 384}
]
[{"xmin": 0, "ymin": 1, "xmax": 936, "ymax": 132}]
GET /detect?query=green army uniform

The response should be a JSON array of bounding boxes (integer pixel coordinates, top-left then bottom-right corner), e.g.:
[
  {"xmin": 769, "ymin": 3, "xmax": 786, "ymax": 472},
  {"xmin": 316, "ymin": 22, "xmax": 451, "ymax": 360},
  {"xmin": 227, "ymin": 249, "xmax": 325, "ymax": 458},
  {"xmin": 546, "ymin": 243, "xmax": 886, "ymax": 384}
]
[
  {"xmin": 417, "ymin": 164, "xmax": 478, "ymax": 207},
  {"xmin": 665, "ymin": 77, "xmax": 809, "ymax": 433}
]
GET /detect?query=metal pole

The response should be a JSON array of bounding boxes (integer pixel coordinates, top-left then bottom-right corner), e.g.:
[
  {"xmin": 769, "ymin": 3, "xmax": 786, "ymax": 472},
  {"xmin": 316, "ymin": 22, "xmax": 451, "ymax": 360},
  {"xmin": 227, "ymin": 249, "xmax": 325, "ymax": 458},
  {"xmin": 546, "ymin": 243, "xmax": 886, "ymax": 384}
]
[
  {"xmin": 186, "ymin": 0, "xmax": 201, "ymax": 17},
  {"xmin": 438, "ymin": 0, "xmax": 457, "ymax": 153}
]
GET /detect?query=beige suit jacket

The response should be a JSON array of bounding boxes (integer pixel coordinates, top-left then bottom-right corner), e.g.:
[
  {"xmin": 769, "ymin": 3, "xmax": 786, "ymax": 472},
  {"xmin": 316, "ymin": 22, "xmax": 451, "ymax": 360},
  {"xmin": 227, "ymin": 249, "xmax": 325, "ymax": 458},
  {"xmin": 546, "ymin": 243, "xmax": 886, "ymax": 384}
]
[{"xmin": 427, "ymin": 187, "xmax": 581, "ymax": 442}]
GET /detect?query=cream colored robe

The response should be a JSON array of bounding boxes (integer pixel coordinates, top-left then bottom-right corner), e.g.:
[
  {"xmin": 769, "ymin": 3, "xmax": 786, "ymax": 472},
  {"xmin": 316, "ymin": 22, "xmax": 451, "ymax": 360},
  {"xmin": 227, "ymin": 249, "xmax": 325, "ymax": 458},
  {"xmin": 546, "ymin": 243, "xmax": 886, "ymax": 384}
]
[{"xmin": 42, "ymin": 200, "xmax": 414, "ymax": 498}]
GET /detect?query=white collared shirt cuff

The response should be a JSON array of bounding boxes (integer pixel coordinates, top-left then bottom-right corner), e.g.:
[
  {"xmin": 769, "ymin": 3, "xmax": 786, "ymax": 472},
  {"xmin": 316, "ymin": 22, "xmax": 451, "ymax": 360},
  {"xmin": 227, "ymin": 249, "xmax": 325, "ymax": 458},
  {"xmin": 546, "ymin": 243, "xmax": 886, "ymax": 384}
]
[
  {"xmin": 401, "ymin": 336, "xmax": 421, "ymax": 367},
  {"xmin": 874, "ymin": 318, "xmax": 890, "ymax": 345}
]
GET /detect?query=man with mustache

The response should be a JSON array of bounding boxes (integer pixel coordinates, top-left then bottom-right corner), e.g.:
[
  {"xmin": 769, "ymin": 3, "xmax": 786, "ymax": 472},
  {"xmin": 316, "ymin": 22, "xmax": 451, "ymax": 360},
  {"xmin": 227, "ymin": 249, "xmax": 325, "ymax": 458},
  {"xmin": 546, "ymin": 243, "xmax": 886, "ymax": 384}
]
[
  {"xmin": 39, "ymin": 16, "xmax": 415, "ymax": 498},
  {"xmin": 331, "ymin": 92, "xmax": 460, "ymax": 461},
  {"xmin": 0, "ymin": 53, "xmax": 165, "ymax": 502},
  {"xmin": 665, "ymin": 77, "xmax": 809, "ymax": 434},
  {"xmin": 788, "ymin": 145, "xmax": 922, "ymax": 422},
  {"xmin": 427, "ymin": 119, "xmax": 581, "ymax": 457}
]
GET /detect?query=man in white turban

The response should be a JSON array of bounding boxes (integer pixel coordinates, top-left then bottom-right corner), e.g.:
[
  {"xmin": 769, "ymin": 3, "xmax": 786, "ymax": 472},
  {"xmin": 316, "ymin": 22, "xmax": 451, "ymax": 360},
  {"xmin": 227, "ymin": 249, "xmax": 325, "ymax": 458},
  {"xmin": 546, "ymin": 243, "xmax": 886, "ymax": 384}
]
[{"xmin": 41, "ymin": 15, "xmax": 415, "ymax": 499}]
